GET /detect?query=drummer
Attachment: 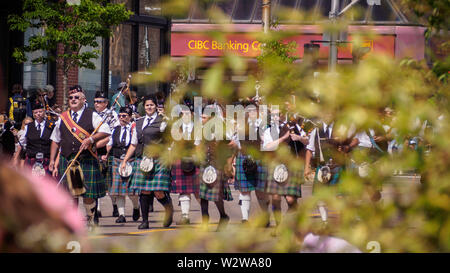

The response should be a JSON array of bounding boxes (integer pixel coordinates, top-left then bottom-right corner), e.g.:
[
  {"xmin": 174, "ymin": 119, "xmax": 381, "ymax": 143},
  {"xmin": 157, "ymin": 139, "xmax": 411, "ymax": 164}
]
[
  {"xmin": 101, "ymin": 106, "xmax": 140, "ymax": 224},
  {"xmin": 119, "ymin": 95, "xmax": 173, "ymax": 229}
]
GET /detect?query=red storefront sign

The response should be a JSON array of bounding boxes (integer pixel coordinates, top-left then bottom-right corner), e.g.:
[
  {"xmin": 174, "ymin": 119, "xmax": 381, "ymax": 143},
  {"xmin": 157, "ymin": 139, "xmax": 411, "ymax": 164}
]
[{"xmin": 171, "ymin": 32, "xmax": 395, "ymax": 58}]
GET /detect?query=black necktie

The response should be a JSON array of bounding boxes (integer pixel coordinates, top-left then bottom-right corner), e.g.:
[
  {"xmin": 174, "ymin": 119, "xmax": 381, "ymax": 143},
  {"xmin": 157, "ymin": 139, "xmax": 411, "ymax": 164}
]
[
  {"xmin": 72, "ymin": 112, "xmax": 78, "ymax": 123},
  {"xmin": 37, "ymin": 123, "xmax": 41, "ymax": 137},
  {"xmin": 121, "ymin": 127, "xmax": 127, "ymax": 144}
]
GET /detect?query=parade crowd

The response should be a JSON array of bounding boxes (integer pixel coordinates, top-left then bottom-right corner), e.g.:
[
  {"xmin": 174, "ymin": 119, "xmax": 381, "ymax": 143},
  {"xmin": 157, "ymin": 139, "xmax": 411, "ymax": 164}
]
[{"xmin": 1, "ymin": 82, "xmax": 430, "ymax": 233}]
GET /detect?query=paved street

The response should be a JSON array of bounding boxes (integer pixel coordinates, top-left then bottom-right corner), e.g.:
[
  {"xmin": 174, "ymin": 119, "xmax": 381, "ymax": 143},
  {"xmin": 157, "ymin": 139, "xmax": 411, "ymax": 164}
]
[{"xmin": 81, "ymin": 175, "xmax": 421, "ymax": 252}]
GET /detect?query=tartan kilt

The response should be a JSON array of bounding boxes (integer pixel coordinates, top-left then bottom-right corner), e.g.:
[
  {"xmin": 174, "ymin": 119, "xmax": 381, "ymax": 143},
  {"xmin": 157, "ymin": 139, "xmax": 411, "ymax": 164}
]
[
  {"xmin": 265, "ymin": 163, "xmax": 303, "ymax": 197},
  {"xmin": 234, "ymin": 154, "xmax": 267, "ymax": 193},
  {"xmin": 58, "ymin": 154, "xmax": 106, "ymax": 199},
  {"xmin": 312, "ymin": 165, "xmax": 343, "ymax": 194},
  {"xmin": 129, "ymin": 157, "xmax": 172, "ymax": 192},
  {"xmin": 25, "ymin": 157, "xmax": 52, "ymax": 177},
  {"xmin": 171, "ymin": 160, "xmax": 200, "ymax": 194},
  {"xmin": 107, "ymin": 156, "xmax": 138, "ymax": 196},
  {"xmin": 198, "ymin": 167, "xmax": 233, "ymax": 202}
]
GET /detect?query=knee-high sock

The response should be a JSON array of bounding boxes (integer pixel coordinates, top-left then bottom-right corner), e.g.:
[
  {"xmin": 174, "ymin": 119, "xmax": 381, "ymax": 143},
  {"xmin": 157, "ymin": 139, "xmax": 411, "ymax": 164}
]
[
  {"xmin": 128, "ymin": 195, "xmax": 140, "ymax": 209},
  {"xmin": 239, "ymin": 193, "xmax": 251, "ymax": 221},
  {"xmin": 110, "ymin": 195, "xmax": 117, "ymax": 205},
  {"xmin": 116, "ymin": 196, "xmax": 125, "ymax": 216},
  {"xmin": 95, "ymin": 198, "xmax": 100, "ymax": 212},
  {"xmin": 318, "ymin": 204, "xmax": 328, "ymax": 222},
  {"xmin": 84, "ymin": 202, "xmax": 96, "ymax": 218},
  {"xmin": 149, "ymin": 192, "xmax": 155, "ymax": 206},
  {"xmin": 179, "ymin": 194, "xmax": 191, "ymax": 217},
  {"xmin": 272, "ymin": 200, "xmax": 282, "ymax": 226},
  {"xmin": 214, "ymin": 200, "xmax": 227, "ymax": 218},
  {"xmin": 156, "ymin": 193, "xmax": 173, "ymax": 209},
  {"xmin": 200, "ymin": 199, "xmax": 209, "ymax": 218},
  {"xmin": 140, "ymin": 194, "xmax": 151, "ymax": 222}
]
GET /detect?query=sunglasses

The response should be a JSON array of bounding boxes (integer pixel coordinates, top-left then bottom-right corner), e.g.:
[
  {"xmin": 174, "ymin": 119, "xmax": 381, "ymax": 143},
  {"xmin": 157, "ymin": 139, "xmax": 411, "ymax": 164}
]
[
  {"xmin": 94, "ymin": 100, "xmax": 107, "ymax": 104},
  {"xmin": 69, "ymin": 96, "xmax": 80, "ymax": 100},
  {"xmin": 118, "ymin": 114, "xmax": 130, "ymax": 118}
]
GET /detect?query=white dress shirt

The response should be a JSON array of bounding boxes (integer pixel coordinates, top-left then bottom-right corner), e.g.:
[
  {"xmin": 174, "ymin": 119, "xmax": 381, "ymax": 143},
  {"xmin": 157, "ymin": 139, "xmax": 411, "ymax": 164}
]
[
  {"xmin": 19, "ymin": 120, "xmax": 46, "ymax": 146},
  {"xmin": 50, "ymin": 106, "xmax": 111, "ymax": 143}
]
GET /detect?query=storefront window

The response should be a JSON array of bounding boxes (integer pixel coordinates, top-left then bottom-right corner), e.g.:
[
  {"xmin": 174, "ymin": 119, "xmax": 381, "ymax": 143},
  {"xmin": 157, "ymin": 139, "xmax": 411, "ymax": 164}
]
[
  {"xmin": 232, "ymin": 0, "xmax": 256, "ymax": 22},
  {"xmin": 137, "ymin": 25, "xmax": 160, "ymax": 95},
  {"xmin": 78, "ymin": 37, "xmax": 103, "ymax": 105},
  {"xmin": 23, "ymin": 27, "xmax": 47, "ymax": 97},
  {"xmin": 109, "ymin": 24, "xmax": 132, "ymax": 96},
  {"xmin": 140, "ymin": 0, "xmax": 162, "ymax": 16}
]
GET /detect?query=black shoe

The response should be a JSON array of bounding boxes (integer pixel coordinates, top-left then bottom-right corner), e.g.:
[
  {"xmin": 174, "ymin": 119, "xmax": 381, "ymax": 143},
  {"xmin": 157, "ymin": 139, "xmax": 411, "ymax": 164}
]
[
  {"xmin": 115, "ymin": 215, "xmax": 126, "ymax": 223},
  {"xmin": 132, "ymin": 208, "xmax": 140, "ymax": 222},
  {"xmin": 241, "ymin": 219, "xmax": 248, "ymax": 224},
  {"xmin": 176, "ymin": 216, "xmax": 190, "ymax": 225},
  {"xmin": 217, "ymin": 215, "xmax": 230, "ymax": 232},
  {"xmin": 163, "ymin": 204, "xmax": 174, "ymax": 228},
  {"xmin": 112, "ymin": 205, "xmax": 119, "ymax": 217},
  {"xmin": 138, "ymin": 221, "xmax": 149, "ymax": 229}
]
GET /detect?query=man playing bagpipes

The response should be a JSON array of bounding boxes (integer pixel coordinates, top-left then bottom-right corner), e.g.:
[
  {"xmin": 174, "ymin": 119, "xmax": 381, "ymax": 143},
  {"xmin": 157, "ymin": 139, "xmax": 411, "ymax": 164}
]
[
  {"xmin": 93, "ymin": 91, "xmax": 120, "ymax": 218},
  {"xmin": 262, "ymin": 106, "xmax": 309, "ymax": 228},
  {"xmin": 231, "ymin": 99, "xmax": 272, "ymax": 226},
  {"xmin": 304, "ymin": 114, "xmax": 359, "ymax": 223},
  {"xmin": 49, "ymin": 85, "xmax": 111, "ymax": 230}
]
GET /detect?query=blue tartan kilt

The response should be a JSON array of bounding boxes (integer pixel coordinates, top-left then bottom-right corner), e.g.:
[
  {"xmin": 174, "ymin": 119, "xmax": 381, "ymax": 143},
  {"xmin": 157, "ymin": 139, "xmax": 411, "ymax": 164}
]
[
  {"xmin": 58, "ymin": 154, "xmax": 106, "ymax": 199},
  {"xmin": 171, "ymin": 160, "xmax": 200, "ymax": 194},
  {"xmin": 265, "ymin": 163, "xmax": 303, "ymax": 197},
  {"xmin": 198, "ymin": 167, "xmax": 233, "ymax": 202},
  {"xmin": 107, "ymin": 156, "xmax": 139, "ymax": 196},
  {"xmin": 234, "ymin": 154, "xmax": 267, "ymax": 193},
  {"xmin": 312, "ymin": 165, "xmax": 343, "ymax": 194},
  {"xmin": 129, "ymin": 157, "xmax": 172, "ymax": 192}
]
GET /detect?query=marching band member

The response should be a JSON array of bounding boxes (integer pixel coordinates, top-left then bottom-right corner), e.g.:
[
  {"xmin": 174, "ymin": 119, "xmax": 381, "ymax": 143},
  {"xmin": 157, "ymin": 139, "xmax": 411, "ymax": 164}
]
[
  {"xmin": 101, "ymin": 106, "xmax": 140, "ymax": 223},
  {"xmin": 197, "ymin": 104, "xmax": 233, "ymax": 231},
  {"xmin": 262, "ymin": 107, "xmax": 308, "ymax": 227},
  {"xmin": 49, "ymin": 85, "xmax": 111, "ymax": 230},
  {"xmin": 170, "ymin": 100, "xmax": 200, "ymax": 225},
  {"xmin": 304, "ymin": 116, "xmax": 359, "ymax": 222},
  {"xmin": 15, "ymin": 102, "xmax": 55, "ymax": 176},
  {"xmin": 93, "ymin": 91, "xmax": 120, "ymax": 218},
  {"xmin": 233, "ymin": 101, "xmax": 270, "ymax": 225},
  {"xmin": 120, "ymin": 95, "xmax": 173, "ymax": 229}
]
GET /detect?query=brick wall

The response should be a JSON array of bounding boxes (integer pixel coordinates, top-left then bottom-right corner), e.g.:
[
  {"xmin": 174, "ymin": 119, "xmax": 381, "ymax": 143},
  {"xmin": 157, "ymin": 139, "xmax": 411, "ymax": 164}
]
[{"xmin": 55, "ymin": 43, "xmax": 78, "ymax": 109}]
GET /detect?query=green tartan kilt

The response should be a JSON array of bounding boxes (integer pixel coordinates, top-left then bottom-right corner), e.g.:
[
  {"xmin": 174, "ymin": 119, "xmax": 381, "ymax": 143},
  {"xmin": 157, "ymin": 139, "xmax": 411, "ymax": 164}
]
[
  {"xmin": 234, "ymin": 154, "xmax": 267, "ymax": 193},
  {"xmin": 58, "ymin": 154, "xmax": 106, "ymax": 199},
  {"xmin": 198, "ymin": 167, "xmax": 233, "ymax": 202},
  {"xmin": 129, "ymin": 157, "xmax": 172, "ymax": 192},
  {"xmin": 265, "ymin": 163, "xmax": 303, "ymax": 197},
  {"xmin": 107, "ymin": 156, "xmax": 139, "ymax": 196}
]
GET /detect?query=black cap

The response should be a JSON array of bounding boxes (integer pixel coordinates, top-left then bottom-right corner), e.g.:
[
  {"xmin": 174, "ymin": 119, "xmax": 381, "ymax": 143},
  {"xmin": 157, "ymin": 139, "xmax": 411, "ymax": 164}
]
[
  {"xmin": 94, "ymin": 91, "xmax": 108, "ymax": 99},
  {"xmin": 68, "ymin": 85, "xmax": 83, "ymax": 95},
  {"xmin": 119, "ymin": 106, "xmax": 133, "ymax": 116},
  {"xmin": 31, "ymin": 102, "xmax": 45, "ymax": 111}
]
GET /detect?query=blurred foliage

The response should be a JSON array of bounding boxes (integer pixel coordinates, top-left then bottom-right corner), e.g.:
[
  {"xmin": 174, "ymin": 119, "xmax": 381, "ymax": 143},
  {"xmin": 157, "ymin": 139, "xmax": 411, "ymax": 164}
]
[{"xmin": 120, "ymin": 1, "xmax": 450, "ymax": 253}]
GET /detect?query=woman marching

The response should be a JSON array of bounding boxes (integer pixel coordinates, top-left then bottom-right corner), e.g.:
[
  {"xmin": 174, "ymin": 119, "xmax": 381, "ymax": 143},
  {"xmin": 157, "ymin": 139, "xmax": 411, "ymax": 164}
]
[
  {"xmin": 101, "ymin": 106, "xmax": 141, "ymax": 224},
  {"xmin": 120, "ymin": 95, "xmax": 173, "ymax": 229}
]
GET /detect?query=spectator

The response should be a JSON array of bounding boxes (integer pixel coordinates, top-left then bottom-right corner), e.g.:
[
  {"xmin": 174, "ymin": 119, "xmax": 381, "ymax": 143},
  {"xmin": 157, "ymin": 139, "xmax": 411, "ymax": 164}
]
[
  {"xmin": 6, "ymin": 84, "xmax": 28, "ymax": 130},
  {"xmin": 111, "ymin": 82, "xmax": 129, "ymax": 114},
  {"xmin": 44, "ymin": 84, "xmax": 56, "ymax": 107}
]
